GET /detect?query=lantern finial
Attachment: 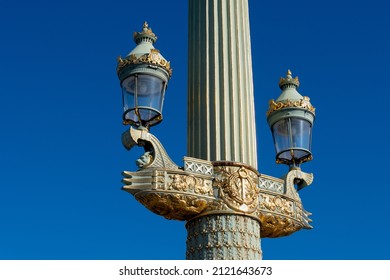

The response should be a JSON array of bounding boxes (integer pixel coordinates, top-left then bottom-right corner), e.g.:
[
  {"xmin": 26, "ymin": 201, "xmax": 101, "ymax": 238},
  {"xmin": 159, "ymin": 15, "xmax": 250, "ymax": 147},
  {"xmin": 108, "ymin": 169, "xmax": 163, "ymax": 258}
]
[
  {"xmin": 133, "ymin": 21, "xmax": 157, "ymax": 44},
  {"xmin": 279, "ymin": 69, "xmax": 300, "ymax": 89}
]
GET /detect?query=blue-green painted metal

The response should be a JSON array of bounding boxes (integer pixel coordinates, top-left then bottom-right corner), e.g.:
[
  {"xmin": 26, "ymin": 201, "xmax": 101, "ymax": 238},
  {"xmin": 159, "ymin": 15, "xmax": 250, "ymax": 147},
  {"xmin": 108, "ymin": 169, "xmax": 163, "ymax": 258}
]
[
  {"xmin": 267, "ymin": 71, "xmax": 315, "ymax": 128},
  {"xmin": 117, "ymin": 22, "xmax": 171, "ymax": 83},
  {"xmin": 186, "ymin": 214, "xmax": 262, "ymax": 260},
  {"xmin": 267, "ymin": 71, "xmax": 316, "ymax": 165}
]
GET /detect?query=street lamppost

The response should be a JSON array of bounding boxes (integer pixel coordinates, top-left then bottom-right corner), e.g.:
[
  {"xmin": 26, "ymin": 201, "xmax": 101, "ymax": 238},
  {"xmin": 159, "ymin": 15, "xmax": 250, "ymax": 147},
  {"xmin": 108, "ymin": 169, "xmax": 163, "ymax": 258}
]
[{"xmin": 116, "ymin": 1, "xmax": 316, "ymax": 260}]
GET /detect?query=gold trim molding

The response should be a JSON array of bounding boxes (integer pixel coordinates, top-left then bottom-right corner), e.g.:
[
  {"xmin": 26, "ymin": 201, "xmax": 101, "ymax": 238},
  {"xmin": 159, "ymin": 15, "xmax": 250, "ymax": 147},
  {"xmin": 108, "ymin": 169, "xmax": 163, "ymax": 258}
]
[
  {"xmin": 267, "ymin": 96, "xmax": 316, "ymax": 117},
  {"xmin": 117, "ymin": 49, "xmax": 172, "ymax": 77},
  {"xmin": 122, "ymin": 161, "xmax": 313, "ymax": 238}
]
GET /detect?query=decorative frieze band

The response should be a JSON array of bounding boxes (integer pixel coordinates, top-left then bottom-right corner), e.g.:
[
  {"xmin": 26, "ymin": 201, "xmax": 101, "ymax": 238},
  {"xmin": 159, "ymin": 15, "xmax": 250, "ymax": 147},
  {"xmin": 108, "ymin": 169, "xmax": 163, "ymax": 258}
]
[
  {"xmin": 184, "ymin": 157, "xmax": 213, "ymax": 176},
  {"xmin": 122, "ymin": 160, "xmax": 312, "ymax": 238}
]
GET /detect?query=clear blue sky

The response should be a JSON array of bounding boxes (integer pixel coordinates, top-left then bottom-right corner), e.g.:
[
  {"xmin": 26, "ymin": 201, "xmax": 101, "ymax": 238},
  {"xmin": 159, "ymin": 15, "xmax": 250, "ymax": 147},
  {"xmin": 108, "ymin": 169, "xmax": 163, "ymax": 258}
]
[{"xmin": 0, "ymin": 0, "xmax": 389, "ymax": 260}]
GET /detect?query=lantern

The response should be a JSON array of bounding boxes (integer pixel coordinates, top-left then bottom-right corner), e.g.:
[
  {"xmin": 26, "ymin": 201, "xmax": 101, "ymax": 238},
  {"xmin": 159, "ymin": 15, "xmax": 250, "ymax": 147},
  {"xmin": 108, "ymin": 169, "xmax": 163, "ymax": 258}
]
[
  {"xmin": 267, "ymin": 70, "xmax": 315, "ymax": 167},
  {"xmin": 117, "ymin": 22, "xmax": 172, "ymax": 129}
]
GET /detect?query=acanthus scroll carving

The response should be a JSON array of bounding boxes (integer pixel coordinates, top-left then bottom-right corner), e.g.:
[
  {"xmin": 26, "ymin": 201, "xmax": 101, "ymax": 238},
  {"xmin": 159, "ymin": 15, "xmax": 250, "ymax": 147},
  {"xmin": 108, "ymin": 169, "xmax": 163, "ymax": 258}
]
[
  {"xmin": 167, "ymin": 174, "xmax": 213, "ymax": 196},
  {"xmin": 135, "ymin": 192, "xmax": 210, "ymax": 221}
]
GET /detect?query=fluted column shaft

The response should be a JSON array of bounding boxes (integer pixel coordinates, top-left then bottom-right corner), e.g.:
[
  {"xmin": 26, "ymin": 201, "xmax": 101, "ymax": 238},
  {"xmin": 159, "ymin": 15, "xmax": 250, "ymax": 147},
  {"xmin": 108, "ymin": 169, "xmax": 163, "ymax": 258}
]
[{"xmin": 188, "ymin": 0, "xmax": 257, "ymax": 169}]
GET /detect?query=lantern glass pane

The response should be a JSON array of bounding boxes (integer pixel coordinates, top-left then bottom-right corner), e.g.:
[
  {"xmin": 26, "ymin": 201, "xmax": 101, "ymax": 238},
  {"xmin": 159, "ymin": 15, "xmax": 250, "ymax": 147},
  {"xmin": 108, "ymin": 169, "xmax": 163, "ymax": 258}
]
[
  {"xmin": 121, "ymin": 75, "xmax": 137, "ymax": 122},
  {"xmin": 136, "ymin": 74, "xmax": 165, "ymax": 121},
  {"xmin": 291, "ymin": 118, "xmax": 312, "ymax": 162},
  {"xmin": 272, "ymin": 119, "xmax": 290, "ymax": 156},
  {"xmin": 121, "ymin": 74, "xmax": 166, "ymax": 125},
  {"xmin": 291, "ymin": 118, "xmax": 311, "ymax": 151},
  {"xmin": 271, "ymin": 118, "xmax": 313, "ymax": 164}
]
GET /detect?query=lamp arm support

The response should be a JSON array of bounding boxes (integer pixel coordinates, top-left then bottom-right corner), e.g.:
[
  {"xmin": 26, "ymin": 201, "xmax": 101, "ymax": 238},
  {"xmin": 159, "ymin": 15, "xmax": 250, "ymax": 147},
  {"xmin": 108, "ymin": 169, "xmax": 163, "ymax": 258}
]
[
  {"xmin": 284, "ymin": 169, "xmax": 314, "ymax": 195},
  {"xmin": 121, "ymin": 126, "xmax": 179, "ymax": 170},
  {"xmin": 280, "ymin": 169, "xmax": 313, "ymax": 201},
  {"xmin": 280, "ymin": 169, "xmax": 314, "ymax": 229}
]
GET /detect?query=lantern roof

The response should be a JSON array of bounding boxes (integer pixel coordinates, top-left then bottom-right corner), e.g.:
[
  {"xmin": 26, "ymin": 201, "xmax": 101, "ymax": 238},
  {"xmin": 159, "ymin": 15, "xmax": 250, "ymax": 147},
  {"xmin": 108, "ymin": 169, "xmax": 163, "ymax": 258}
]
[
  {"xmin": 116, "ymin": 22, "xmax": 172, "ymax": 81},
  {"xmin": 267, "ymin": 70, "xmax": 315, "ymax": 118},
  {"xmin": 276, "ymin": 69, "xmax": 302, "ymax": 101}
]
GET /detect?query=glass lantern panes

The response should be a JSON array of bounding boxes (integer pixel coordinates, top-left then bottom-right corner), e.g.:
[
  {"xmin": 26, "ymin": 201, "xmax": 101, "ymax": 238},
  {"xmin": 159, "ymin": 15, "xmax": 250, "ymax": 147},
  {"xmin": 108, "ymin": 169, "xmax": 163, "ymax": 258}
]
[
  {"xmin": 121, "ymin": 74, "xmax": 166, "ymax": 127},
  {"xmin": 271, "ymin": 118, "xmax": 312, "ymax": 165}
]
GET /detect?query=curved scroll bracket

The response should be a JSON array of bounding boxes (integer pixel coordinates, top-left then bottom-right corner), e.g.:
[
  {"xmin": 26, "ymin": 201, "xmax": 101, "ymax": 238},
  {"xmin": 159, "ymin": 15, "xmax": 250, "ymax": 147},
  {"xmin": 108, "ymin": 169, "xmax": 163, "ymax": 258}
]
[
  {"xmin": 285, "ymin": 168, "xmax": 314, "ymax": 193},
  {"xmin": 121, "ymin": 127, "xmax": 179, "ymax": 170},
  {"xmin": 282, "ymin": 168, "xmax": 314, "ymax": 229}
]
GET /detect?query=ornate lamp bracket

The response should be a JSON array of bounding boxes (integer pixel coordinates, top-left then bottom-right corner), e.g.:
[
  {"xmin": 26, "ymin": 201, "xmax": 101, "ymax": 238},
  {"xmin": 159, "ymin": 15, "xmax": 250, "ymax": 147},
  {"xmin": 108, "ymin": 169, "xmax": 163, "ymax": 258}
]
[
  {"xmin": 121, "ymin": 127, "xmax": 214, "ymax": 220},
  {"xmin": 287, "ymin": 168, "xmax": 314, "ymax": 191},
  {"xmin": 121, "ymin": 126, "xmax": 178, "ymax": 170},
  {"xmin": 121, "ymin": 128, "xmax": 314, "ymax": 237}
]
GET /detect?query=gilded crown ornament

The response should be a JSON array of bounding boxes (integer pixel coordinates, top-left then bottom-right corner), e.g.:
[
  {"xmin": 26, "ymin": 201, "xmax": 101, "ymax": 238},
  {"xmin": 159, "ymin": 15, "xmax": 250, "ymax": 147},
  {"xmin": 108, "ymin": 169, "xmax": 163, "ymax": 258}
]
[
  {"xmin": 133, "ymin": 21, "xmax": 157, "ymax": 43},
  {"xmin": 278, "ymin": 69, "xmax": 300, "ymax": 88}
]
